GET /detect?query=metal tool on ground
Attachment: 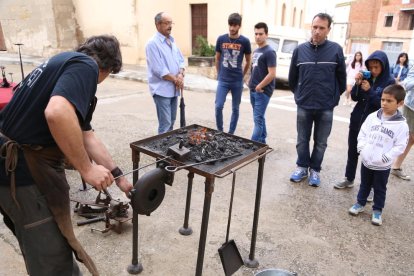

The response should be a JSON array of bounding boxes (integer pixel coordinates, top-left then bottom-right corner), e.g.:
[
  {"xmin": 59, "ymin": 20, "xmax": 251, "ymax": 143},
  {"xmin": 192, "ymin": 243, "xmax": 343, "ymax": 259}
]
[
  {"xmin": 0, "ymin": 66, "xmax": 10, "ymax": 88},
  {"xmin": 14, "ymin": 43, "xmax": 24, "ymax": 80},
  {"xmin": 164, "ymin": 153, "xmax": 242, "ymax": 173},
  {"xmin": 91, "ymin": 199, "xmax": 131, "ymax": 234},
  {"xmin": 179, "ymin": 88, "xmax": 186, "ymax": 127},
  {"xmin": 72, "ymin": 188, "xmax": 132, "ymax": 233},
  {"xmin": 218, "ymin": 171, "xmax": 244, "ymax": 275},
  {"xmin": 77, "ymin": 216, "xmax": 105, "ymax": 226}
]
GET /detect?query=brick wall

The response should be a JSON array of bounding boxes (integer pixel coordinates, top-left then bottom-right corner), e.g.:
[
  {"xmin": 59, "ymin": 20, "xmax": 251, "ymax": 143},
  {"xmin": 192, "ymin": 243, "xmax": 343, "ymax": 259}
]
[{"xmin": 348, "ymin": 0, "xmax": 414, "ymax": 56}]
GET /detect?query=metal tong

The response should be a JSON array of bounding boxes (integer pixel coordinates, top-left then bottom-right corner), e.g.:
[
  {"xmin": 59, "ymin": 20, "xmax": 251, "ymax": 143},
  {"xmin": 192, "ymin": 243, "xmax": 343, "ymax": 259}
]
[{"xmin": 164, "ymin": 153, "xmax": 242, "ymax": 173}]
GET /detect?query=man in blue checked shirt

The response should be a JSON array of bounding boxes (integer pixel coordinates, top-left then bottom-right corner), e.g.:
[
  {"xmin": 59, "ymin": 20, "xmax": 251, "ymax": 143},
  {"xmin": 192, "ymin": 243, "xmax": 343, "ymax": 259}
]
[{"xmin": 146, "ymin": 12, "xmax": 186, "ymax": 134}]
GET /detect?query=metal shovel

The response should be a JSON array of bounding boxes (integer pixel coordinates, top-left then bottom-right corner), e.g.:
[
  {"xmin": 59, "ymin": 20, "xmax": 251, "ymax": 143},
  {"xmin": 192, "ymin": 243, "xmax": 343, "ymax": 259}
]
[{"xmin": 218, "ymin": 172, "xmax": 244, "ymax": 276}]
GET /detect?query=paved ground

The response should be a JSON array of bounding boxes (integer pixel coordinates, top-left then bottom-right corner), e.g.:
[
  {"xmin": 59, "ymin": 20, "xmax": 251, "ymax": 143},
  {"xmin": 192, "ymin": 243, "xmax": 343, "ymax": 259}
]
[{"xmin": 0, "ymin": 61, "xmax": 413, "ymax": 276}]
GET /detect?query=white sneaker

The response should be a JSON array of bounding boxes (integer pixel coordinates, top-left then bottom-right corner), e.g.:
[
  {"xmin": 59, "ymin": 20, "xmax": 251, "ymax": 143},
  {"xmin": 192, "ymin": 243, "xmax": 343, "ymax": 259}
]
[
  {"xmin": 367, "ymin": 189, "xmax": 374, "ymax": 202},
  {"xmin": 349, "ymin": 203, "xmax": 364, "ymax": 215},
  {"xmin": 372, "ymin": 211, "xmax": 382, "ymax": 226},
  {"xmin": 334, "ymin": 178, "xmax": 354, "ymax": 189},
  {"xmin": 391, "ymin": 168, "xmax": 411, "ymax": 181}
]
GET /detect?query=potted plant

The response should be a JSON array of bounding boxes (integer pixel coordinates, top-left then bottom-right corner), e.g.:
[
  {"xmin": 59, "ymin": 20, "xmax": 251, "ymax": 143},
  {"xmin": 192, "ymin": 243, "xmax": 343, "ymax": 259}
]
[{"xmin": 188, "ymin": 35, "xmax": 215, "ymax": 67}]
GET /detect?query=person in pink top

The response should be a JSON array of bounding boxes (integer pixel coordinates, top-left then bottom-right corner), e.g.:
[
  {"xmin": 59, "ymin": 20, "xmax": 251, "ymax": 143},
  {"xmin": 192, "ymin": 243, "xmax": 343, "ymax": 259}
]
[{"xmin": 344, "ymin": 51, "xmax": 365, "ymax": 105}]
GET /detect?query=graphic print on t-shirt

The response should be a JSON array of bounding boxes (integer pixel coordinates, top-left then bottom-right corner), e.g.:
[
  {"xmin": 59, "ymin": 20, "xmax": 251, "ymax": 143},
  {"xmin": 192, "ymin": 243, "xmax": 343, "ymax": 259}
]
[
  {"xmin": 222, "ymin": 42, "xmax": 242, "ymax": 68},
  {"xmin": 252, "ymin": 52, "xmax": 264, "ymax": 68}
]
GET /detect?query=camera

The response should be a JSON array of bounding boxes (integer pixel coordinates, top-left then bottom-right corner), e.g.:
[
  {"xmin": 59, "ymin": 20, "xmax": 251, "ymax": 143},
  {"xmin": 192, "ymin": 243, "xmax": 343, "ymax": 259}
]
[{"xmin": 361, "ymin": 70, "xmax": 371, "ymax": 80}]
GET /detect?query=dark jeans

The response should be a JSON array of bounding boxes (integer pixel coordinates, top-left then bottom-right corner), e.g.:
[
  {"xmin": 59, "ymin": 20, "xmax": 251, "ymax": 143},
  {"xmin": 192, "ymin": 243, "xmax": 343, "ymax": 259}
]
[
  {"xmin": 250, "ymin": 91, "xmax": 271, "ymax": 143},
  {"xmin": 296, "ymin": 107, "xmax": 333, "ymax": 172},
  {"xmin": 357, "ymin": 163, "xmax": 390, "ymax": 211},
  {"xmin": 215, "ymin": 80, "xmax": 244, "ymax": 134},
  {"xmin": 345, "ymin": 127, "xmax": 360, "ymax": 181},
  {"xmin": 0, "ymin": 184, "xmax": 82, "ymax": 276}
]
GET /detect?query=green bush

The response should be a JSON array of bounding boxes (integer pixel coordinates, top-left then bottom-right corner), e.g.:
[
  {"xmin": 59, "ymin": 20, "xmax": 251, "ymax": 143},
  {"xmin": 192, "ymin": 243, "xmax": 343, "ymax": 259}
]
[{"xmin": 193, "ymin": 35, "xmax": 215, "ymax": 57}]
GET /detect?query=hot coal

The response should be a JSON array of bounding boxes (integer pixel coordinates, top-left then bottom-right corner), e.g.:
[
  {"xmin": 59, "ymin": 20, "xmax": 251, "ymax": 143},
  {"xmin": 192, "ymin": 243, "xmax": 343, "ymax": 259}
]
[{"xmin": 143, "ymin": 127, "xmax": 259, "ymax": 163}]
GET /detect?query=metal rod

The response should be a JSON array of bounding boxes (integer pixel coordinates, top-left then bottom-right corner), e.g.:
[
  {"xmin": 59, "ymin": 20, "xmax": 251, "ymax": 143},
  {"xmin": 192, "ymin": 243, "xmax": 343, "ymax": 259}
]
[
  {"xmin": 14, "ymin": 43, "xmax": 24, "ymax": 80},
  {"xmin": 225, "ymin": 172, "xmax": 236, "ymax": 243},
  {"xmin": 179, "ymin": 172, "xmax": 194, "ymax": 235},
  {"xmin": 165, "ymin": 153, "xmax": 242, "ymax": 173},
  {"xmin": 126, "ymin": 207, "xmax": 143, "ymax": 274},
  {"xmin": 77, "ymin": 216, "xmax": 105, "ymax": 226},
  {"xmin": 131, "ymin": 209, "xmax": 138, "ymax": 264},
  {"xmin": 195, "ymin": 177, "xmax": 214, "ymax": 276},
  {"xmin": 245, "ymin": 156, "xmax": 266, "ymax": 268},
  {"xmin": 214, "ymin": 148, "xmax": 273, "ymax": 178},
  {"xmin": 114, "ymin": 155, "xmax": 171, "ymax": 180},
  {"xmin": 127, "ymin": 152, "xmax": 143, "ymax": 274},
  {"xmin": 132, "ymin": 152, "xmax": 140, "ymax": 184}
]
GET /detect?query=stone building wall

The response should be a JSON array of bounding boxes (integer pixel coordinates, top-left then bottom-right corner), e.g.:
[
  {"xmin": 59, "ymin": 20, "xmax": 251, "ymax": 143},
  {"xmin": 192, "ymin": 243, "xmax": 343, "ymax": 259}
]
[{"xmin": 0, "ymin": 0, "xmax": 78, "ymax": 56}]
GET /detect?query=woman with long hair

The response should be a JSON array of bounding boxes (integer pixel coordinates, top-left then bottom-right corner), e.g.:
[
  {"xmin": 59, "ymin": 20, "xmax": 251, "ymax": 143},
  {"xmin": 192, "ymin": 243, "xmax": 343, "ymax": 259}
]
[
  {"xmin": 344, "ymin": 51, "xmax": 364, "ymax": 105},
  {"xmin": 391, "ymin": 52, "xmax": 409, "ymax": 82}
]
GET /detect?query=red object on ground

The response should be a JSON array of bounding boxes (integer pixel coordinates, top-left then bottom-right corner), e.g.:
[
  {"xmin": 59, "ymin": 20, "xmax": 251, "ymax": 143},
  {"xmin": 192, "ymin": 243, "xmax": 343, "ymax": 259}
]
[{"xmin": 0, "ymin": 82, "xmax": 16, "ymax": 110}]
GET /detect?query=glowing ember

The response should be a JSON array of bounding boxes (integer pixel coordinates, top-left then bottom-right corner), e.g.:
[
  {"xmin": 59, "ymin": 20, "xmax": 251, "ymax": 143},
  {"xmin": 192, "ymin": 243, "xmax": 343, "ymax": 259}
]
[{"xmin": 188, "ymin": 128, "xmax": 208, "ymax": 145}]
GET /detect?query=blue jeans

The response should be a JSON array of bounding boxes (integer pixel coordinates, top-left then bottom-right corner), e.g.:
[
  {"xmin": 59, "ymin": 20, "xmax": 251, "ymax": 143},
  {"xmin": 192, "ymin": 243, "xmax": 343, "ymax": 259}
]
[
  {"xmin": 296, "ymin": 107, "xmax": 333, "ymax": 172},
  {"xmin": 250, "ymin": 91, "xmax": 271, "ymax": 143},
  {"xmin": 357, "ymin": 163, "xmax": 389, "ymax": 211},
  {"xmin": 215, "ymin": 80, "xmax": 244, "ymax": 134},
  {"xmin": 153, "ymin": 94, "xmax": 178, "ymax": 134}
]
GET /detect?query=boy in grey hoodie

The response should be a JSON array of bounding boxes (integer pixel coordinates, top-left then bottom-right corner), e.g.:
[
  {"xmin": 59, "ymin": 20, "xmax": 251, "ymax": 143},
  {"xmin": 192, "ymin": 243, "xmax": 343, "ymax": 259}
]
[{"xmin": 348, "ymin": 84, "xmax": 409, "ymax": 226}]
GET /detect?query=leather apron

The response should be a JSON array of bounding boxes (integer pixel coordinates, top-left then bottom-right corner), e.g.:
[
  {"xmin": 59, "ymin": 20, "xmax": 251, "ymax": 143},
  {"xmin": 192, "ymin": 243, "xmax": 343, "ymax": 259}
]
[{"xmin": 0, "ymin": 134, "xmax": 99, "ymax": 276}]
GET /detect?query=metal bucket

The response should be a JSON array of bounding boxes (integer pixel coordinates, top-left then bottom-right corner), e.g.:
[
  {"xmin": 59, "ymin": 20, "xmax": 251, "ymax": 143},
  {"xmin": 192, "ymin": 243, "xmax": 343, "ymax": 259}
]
[{"xmin": 255, "ymin": 268, "xmax": 297, "ymax": 276}]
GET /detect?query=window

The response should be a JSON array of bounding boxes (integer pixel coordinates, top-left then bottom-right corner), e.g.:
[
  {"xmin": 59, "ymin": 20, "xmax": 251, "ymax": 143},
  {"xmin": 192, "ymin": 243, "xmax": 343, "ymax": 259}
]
[
  {"xmin": 267, "ymin": 38, "xmax": 280, "ymax": 52},
  {"xmin": 385, "ymin": 15, "xmax": 393, "ymax": 27},
  {"xmin": 382, "ymin": 41, "xmax": 403, "ymax": 65},
  {"xmin": 281, "ymin": 40, "xmax": 299, "ymax": 54},
  {"xmin": 397, "ymin": 11, "xmax": 414, "ymax": 30}
]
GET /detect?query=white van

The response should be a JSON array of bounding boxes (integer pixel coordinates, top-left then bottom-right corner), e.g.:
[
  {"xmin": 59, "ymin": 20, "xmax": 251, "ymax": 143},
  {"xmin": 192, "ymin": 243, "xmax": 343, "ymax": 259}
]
[{"xmin": 266, "ymin": 26, "xmax": 308, "ymax": 84}]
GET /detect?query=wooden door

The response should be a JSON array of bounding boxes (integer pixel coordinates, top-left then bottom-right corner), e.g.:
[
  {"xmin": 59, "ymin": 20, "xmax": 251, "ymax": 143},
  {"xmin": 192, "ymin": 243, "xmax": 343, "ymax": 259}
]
[
  {"xmin": 0, "ymin": 22, "xmax": 6, "ymax": 51},
  {"xmin": 191, "ymin": 4, "xmax": 207, "ymax": 55}
]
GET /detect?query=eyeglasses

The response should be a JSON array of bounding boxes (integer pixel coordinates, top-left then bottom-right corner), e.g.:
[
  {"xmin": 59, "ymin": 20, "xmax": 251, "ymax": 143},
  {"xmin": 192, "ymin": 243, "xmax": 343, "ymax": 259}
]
[{"xmin": 161, "ymin": 21, "xmax": 174, "ymax": 26}]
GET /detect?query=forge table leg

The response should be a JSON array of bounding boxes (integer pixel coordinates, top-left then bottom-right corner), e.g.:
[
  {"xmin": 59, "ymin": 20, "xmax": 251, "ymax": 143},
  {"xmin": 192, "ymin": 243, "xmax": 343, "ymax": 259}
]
[
  {"xmin": 245, "ymin": 156, "xmax": 266, "ymax": 268},
  {"xmin": 179, "ymin": 172, "xmax": 194, "ymax": 236},
  {"xmin": 127, "ymin": 210, "xmax": 143, "ymax": 274},
  {"xmin": 128, "ymin": 151, "xmax": 142, "ymax": 274},
  {"xmin": 195, "ymin": 177, "xmax": 215, "ymax": 276},
  {"xmin": 132, "ymin": 152, "xmax": 141, "ymax": 184}
]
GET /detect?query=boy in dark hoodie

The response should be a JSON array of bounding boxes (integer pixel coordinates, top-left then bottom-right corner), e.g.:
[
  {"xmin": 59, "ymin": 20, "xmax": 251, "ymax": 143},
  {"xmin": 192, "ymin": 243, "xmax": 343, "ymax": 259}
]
[{"xmin": 334, "ymin": 50, "xmax": 395, "ymax": 191}]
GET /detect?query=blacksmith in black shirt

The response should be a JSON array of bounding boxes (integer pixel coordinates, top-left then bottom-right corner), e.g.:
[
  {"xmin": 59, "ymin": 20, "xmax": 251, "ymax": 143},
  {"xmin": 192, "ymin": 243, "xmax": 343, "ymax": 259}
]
[{"xmin": 0, "ymin": 35, "xmax": 133, "ymax": 275}]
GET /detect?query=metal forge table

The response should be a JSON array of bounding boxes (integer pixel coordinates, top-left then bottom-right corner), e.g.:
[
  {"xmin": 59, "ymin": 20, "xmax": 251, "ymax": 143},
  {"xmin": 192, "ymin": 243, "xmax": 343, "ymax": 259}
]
[{"xmin": 128, "ymin": 124, "xmax": 272, "ymax": 275}]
